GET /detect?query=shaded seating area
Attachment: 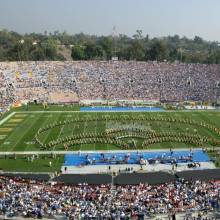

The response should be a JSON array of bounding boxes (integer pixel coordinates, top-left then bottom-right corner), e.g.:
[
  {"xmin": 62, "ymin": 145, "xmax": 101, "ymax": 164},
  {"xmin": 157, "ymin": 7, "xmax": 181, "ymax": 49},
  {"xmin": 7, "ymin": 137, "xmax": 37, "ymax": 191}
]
[
  {"xmin": 114, "ymin": 172, "xmax": 176, "ymax": 185},
  {"xmin": 176, "ymin": 169, "xmax": 220, "ymax": 181},
  {"xmin": 52, "ymin": 174, "xmax": 112, "ymax": 185},
  {"xmin": 0, "ymin": 173, "xmax": 51, "ymax": 181},
  {"xmin": 1, "ymin": 169, "xmax": 220, "ymax": 185}
]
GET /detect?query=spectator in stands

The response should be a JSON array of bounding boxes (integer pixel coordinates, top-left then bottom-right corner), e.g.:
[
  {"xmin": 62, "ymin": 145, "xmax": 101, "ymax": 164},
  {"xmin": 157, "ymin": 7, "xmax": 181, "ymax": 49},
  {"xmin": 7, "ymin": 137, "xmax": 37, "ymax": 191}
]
[
  {"xmin": 0, "ymin": 176, "xmax": 219, "ymax": 219},
  {"xmin": 1, "ymin": 61, "xmax": 220, "ymax": 114}
]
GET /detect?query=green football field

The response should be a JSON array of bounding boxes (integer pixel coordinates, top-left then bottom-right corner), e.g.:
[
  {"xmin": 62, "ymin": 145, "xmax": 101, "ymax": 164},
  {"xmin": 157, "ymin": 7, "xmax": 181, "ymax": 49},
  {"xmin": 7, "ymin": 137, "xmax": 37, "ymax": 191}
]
[
  {"xmin": 1, "ymin": 105, "xmax": 220, "ymax": 152},
  {"xmin": 1, "ymin": 104, "xmax": 220, "ymax": 172}
]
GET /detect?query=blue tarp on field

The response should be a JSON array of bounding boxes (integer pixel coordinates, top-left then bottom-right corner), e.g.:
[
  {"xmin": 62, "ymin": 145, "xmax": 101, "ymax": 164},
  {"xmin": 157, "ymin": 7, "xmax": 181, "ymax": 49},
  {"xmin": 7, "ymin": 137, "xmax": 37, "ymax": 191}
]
[
  {"xmin": 64, "ymin": 150, "xmax": 210, "ymax": 166},
  {"xmin": 80, "ymin": 106, "xmax": 164, "ymax": 112}
]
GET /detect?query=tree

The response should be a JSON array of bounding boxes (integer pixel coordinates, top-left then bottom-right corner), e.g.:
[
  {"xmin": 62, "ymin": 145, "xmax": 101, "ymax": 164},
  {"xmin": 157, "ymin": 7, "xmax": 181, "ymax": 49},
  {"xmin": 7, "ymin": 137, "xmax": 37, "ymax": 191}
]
[
  {"xmin": 149, "ymin": 40, "xmax": 168, "ymax": 61},
  {"xmin": 0, "ymin": 29, "xmax": 220, "ymax": 63},
  {"xmin": 194, "ymin": 36, "xmax": 203, "ymax": 44},
  {"xmin": 99, "ymin": 36, "xmax": 113, "ymax": 60},
  {"xmin": 129, "ymin": 40, "xmax": 145, "ymax": 60},
  {"xmin": 71, "ymin": 45, "xmax": 85, "ymax": 60},
  {"xmin": 84, "ymin": 42, "xmax": 103, "ymax": 60},
  {"xmin": 129, "ymin": 30, "xmax": 145, "ymax": 60},
  {"xmin": 42, "ymin": 38, "xmax": 57, "ymax": 60}
]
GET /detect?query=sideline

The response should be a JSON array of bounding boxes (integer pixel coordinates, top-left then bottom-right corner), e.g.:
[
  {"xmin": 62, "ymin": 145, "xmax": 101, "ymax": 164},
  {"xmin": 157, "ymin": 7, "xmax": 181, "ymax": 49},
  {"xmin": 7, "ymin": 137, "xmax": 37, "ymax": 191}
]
[
  {"xmin": 15, "ymin": 109, "xmax": 220, "ymax": 113},
  {"xmin": 0, "ymin": 112, "xmax": 16, "ymax": 126},
  {"xmin": 0, "ymin": 148, "xmax": 216, "ymax": 155}
]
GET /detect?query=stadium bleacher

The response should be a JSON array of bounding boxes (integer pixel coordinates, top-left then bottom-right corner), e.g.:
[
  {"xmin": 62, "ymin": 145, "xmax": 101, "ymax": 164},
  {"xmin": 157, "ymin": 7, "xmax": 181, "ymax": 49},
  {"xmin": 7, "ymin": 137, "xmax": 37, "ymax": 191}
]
[
  {"xmin": 1, "ymin": 61, "xmax": 220, "ymax": 113},
  {"xmin": 1, "ymin": 61, "xmax": 220, "ymax": 219},
  {"xmin": 1, "ymin": 171, "xmax": 220, "ymax": 219}
]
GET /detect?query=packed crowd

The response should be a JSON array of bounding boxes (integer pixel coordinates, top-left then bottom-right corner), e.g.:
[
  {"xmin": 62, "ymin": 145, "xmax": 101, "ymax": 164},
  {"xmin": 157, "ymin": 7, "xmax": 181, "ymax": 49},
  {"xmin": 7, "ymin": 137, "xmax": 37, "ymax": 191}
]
[
  {"xmin": 0, "ymin": 61, "xmax": 220, "ymax": 113},
  {"xmin": 0, "ymin": 71, "xmax": 14, "ymax": 113},
  {"xmin": 0, "ymin": 176, "xmax": 219, "ymax": 219}
]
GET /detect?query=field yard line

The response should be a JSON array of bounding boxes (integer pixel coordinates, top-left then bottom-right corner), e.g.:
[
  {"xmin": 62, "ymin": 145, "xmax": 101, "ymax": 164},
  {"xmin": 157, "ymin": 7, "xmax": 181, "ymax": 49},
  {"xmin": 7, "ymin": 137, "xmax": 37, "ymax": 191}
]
[
  {"xmin": 80, "ymin": 115, "xmax": 86, "ymax": 151},
  {"xmin": 53, "ymin": 125, "xmax": 65, "ymax": 151},
  {"xmin": 11, "ymin": 115, "xmax": 38, "ymax": 151},
  {"xmin": 56, "ymin": 113, "xmax": 66, "ymax": 140},
  {"xmin": 57, "ymin": 125, "xmax": 64, "ymax": 140},
  {"xmin": 0, "ymin": 147, "xmax": 214, "ymax": 155},
  {"xmin": 0, "ymin": 112, "xmax": 16, "ymax": 126},
  {"xmin": 94, "ymin": 112, "xmax": 98, "ymax": 151},
  {"xmin": 16, "ymin": 110, "xmax": 220, "ymax": 113},
  {"xmin": 41, "ymin": 114, "xmax": 61, "ymax": 145}
]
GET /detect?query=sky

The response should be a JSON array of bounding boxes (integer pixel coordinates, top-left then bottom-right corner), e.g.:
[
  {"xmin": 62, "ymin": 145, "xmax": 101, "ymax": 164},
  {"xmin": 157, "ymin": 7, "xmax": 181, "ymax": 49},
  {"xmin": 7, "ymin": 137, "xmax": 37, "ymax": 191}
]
[{"xmin": 0, "ymin": 0, "xmax": 219, "ymax": 41}]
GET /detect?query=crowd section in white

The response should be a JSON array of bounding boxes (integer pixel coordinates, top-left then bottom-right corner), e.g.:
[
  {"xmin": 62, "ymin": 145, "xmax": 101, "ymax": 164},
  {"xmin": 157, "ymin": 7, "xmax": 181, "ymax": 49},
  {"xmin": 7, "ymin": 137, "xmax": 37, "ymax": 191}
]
[
  {"xmin": 1, "ymin": 61, "xmax": 220, "ymax": 112},
  {"xmin": 0, "ymin": 176, "xmax": 219, "ymax": 219}
]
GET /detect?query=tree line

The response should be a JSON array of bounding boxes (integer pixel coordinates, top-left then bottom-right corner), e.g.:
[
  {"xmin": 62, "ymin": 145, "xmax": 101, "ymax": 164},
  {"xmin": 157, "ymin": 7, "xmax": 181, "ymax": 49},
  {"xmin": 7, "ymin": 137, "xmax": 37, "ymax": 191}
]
[{"xmin": 1, "ymin": 29, "xmax": 220, "ymax": 63}]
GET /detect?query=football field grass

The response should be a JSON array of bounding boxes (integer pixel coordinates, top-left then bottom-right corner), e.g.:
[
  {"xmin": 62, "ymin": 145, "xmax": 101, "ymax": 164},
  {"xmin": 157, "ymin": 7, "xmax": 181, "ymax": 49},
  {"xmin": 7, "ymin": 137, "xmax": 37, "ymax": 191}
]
[
  {"xmin": 0, "ymin": 105, "xmax": 220, "ymax": 152},
  {"xmin": 0, "ymin": 154, "xmax": 63, "ymax": 172},
  {"xmin": 1, "ymin": 105, "xmax": 220, "ymax": 172}
]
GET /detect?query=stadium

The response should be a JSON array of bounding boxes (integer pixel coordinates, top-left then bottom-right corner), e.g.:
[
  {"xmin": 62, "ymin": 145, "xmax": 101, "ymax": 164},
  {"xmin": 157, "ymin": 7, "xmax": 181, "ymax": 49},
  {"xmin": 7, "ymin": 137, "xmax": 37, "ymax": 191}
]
[
  {"xmin": 1, "ymin": 0, "xmax": 220, "ymax": 219},
  {"xmin": 0, "ymin": 61, "xmax": 220, "ymax": 219}
]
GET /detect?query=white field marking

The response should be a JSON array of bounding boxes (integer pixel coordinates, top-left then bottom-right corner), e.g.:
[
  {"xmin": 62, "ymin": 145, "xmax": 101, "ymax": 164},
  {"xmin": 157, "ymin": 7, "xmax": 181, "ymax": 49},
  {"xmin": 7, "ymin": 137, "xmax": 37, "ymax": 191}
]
[
  {"xmin": 0, "ymin": 112, "xmax": 16, "ymax": 126},
  {"xmin": 37, "ymin": 114, "xmax": 59, "ymax": 149},
  {"xmin": 0, "ymin": 112, "xmax": 29, "ymax": 150},
  {"xmin": 0, "ymin": 147, "xmax": 214, "ymax": 155},
  {"xmin": 3, "ymin": 123, "xmax": 18, "ymax": 127},
  {"xmin": 14, "ymin": 114, "xmax": 27, "ymax": 118},
  {"xmin": 51, "ymin": 114, "xmax": 66, "ymax": 151},
  {"xmin": 57, "ymin": 125, "xmax": 65, "ymax": 140},
  {"xmin": 3, "ymin": 141, "xmax": 10, "ymax": 145},
  {"xmin": 80, "ymin": 116, "xmax": 87, "ymax": 151},
  {"xmin": 8, "ymin": 118, "xmax": 24, "ymax": 123},
  {"xmin": 105, "ymin": 116, "xmax": 109, "ymax": 152},
  {"xmin": 93, "ymin": 112, "xmax": 98, "ymax": 151},
  {"xmin": 25, "ymin": 141, "xmax": 35, "ymax": 145},
  {"xmin": 42, "ymin": 114, "xmax": 53, "ymax": 118},
  {"xmin": 10, "ymin": 116, "xmax": 36, "ymax": 151},
  {"xmin": 16, "ymin": 109, "xmax": 220, "ymax": 113},
  {"xmin": 0, "ymin": 135, "xmax": 7, "ymax": 140},
  {"xmin": 52, "ymin": 124, "xmax": 65, "ymax": 151}
]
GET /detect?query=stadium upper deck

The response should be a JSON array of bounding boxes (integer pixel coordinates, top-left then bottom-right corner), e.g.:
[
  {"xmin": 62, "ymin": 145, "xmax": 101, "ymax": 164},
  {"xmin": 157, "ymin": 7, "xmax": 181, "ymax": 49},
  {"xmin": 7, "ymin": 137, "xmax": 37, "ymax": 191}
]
[{"xmin": 1, "ymin": 61, "xmax": 220, "ymax": 113}]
